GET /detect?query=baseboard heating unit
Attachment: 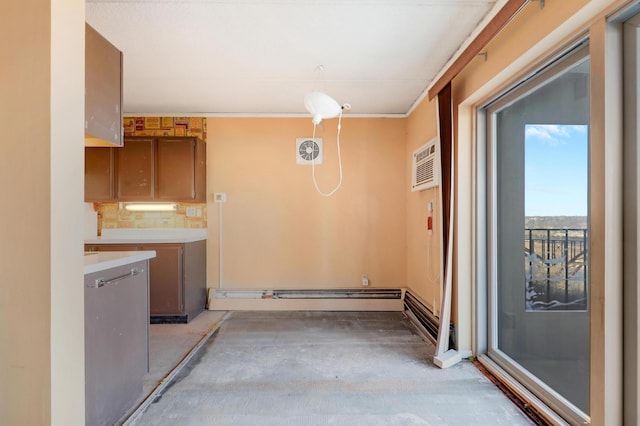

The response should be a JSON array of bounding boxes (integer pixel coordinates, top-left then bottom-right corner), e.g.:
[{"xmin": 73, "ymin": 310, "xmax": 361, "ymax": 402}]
[{"xmin": 404, "ymin": 291, "xmax": 455, "ymax": 349}]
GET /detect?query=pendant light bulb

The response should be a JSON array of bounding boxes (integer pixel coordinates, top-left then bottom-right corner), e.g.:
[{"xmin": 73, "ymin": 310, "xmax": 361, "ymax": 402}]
[{"xmin": 304, "ymin": 91, "xmax": 341, "ymax": 124}]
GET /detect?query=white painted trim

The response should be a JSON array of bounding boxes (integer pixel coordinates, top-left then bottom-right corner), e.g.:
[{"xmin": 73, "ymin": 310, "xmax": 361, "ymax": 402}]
[
  {"xmin": 622, "ymin": 11, "xmax": 640, "ymax": 425},
  {"xmin": 456, "ymin": 105, "xmax": 475, "ymax": 354},
  {"xmin": 405, "ymin": 0, "xmax": 510, "ymax": 116},
  {"xmin": 208, "ymin": 297, "xmax": 404, "ymax": 312},
  {"xmin": 122, "ymin": 112, "xmax": 407, "ymax": 119},
  {"xmin": 457, "ymin": 349, "xmax": 473, "ymax": 359},
  {"xmin": 588, "ymin": 17, "xmax": 624, "ymax": 426},
  {"xmin": 433, "ymin": 350, "xmax": 462, "ymax": 368}
]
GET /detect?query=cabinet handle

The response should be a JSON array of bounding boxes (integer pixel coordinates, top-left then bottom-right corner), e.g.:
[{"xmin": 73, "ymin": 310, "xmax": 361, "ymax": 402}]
[{"xmin": 89, "ymin": 267, "xmax": 143, "ymax": 289}]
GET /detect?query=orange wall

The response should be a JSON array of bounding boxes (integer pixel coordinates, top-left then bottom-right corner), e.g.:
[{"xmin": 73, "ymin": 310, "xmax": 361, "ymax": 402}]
[
  {"xmin": 404, "ymin": 0, "xmax": 595, "ymax": 349},
  {"xmin": 453, "ymin": 0, "xmax": 590, "ymax": 104},
  {"xmin": 405, "ymin": 99, "xmax": 443, "ymax": 313},
  {"xmin": 207, "ymin": 117, "xmax": 407, "ymax": 289}
]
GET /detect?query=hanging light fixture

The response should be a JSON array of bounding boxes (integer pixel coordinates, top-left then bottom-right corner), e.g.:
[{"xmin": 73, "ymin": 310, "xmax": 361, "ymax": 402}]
[
  {"xmin": 302, "ymin": 65, "xmax": 352, "ymax": 197},
  {"xmin": 304, "ymin": 91, "xmax": 342, "ymax": 125}
]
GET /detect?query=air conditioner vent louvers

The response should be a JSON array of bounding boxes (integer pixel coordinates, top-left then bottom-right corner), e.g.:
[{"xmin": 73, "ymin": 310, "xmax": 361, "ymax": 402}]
[
  {"xmin": 416, "ymin": 160, "xmax": 434, "ymax": 185},
  {"xmin": 411, "ymin": 139, "xmax": 439, "ymax": 191}
]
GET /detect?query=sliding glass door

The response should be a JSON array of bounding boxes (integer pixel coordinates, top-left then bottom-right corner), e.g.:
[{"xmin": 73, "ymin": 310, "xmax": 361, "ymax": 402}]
[{"xmin": 483, "ymin": 44, "xmax": 590, "ymax": 423}]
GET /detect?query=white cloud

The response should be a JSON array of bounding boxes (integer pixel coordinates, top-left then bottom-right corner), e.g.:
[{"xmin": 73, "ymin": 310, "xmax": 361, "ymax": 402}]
[{"xmin": 524, "ymin": 124, "xmax": 587, "ymax": 146}]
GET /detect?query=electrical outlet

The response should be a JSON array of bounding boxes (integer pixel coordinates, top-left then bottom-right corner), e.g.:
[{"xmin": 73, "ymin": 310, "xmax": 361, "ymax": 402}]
[
  {"xmin": 362, "ymin": 274, "xmax": 369, "ymax": 286},
  {"xmin": 214, "ymin": 192, "xmax": 227, "ymax": 203},
  {"xmin": 186, "ymin": 207, "xmax": 197, "ymax": 217}
]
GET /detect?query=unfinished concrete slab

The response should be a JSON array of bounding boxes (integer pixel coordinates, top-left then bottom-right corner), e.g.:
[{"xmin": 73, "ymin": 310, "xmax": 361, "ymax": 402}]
[
  {"xmin": 144, "ymin": 310, "xmax": 228, "ymax": 395},
  {"xmin": 132, "ymin": 311, "xmax": 534, "ymax": 425}
]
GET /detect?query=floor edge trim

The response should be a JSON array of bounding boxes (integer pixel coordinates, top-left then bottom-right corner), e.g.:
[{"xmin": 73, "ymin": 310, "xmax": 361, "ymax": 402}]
[{"xmin": 120, "ymin": 311, "xmax": 233, "ymax": 425}]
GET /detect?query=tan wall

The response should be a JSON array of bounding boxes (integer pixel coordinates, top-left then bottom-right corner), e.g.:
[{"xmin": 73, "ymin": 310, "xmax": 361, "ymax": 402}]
[
  {"xmin": 449, "ymin": 0, "xmax": 616, "ymax": 354},
  {"xmin": 405, "ymin": 98, "xmax": 443, "ymax": 314},
  {"xmin": 404, "ymin": 0, "xmax": 602, "ymax": 352},
  {"xmin": 1, "ymin": 0, "xmax": 85, "ymax": 424},
  {"xmin": 207, "ymin": 117, "xmax": 406, "ymax": 289},
  {"xmin": 0, "ymin": 2, "xmax": 52, "ymax": 422},
  {"xmin": 453, "ymin": 0, "xmax": 591, "ymax": 104},
  {"xmin": 418, "ymin": 0, "xmax": 624, "ymax": 422}
]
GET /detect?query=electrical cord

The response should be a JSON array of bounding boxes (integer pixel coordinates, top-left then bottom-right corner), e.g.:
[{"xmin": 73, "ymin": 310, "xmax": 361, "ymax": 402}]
[{"xmin": 311, "ymin": 110, "xmax": 344, "ymax": 197}]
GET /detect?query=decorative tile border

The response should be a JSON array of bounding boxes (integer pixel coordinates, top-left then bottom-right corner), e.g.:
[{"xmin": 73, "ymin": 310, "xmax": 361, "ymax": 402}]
[{"xmin": 123, "ymin": 116, "xmax": 207, "ymax": 140}]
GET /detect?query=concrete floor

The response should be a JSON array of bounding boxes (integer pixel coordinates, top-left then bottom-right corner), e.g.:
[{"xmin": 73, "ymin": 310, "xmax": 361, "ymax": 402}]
[
  {"xmin": 144, "ymin": 310, "xmax": 228, "ymax": 396},
  {"xmin": 120, "ymin": 310, "xmax": 227, "ymax": 424},
  {"xmin": 130, "ymin": 311, "xmax": 534, "ymax": 425}
]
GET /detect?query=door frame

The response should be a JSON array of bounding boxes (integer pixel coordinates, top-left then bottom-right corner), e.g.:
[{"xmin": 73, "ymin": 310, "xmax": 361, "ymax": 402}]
[{"xmin": 477, "ymin": 42, "xmax": 591, "ymax": 425}]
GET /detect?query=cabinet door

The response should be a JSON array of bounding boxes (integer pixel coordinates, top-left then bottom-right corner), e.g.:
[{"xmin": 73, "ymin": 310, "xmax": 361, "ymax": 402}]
[
  {"xmin": 85, "ymin": 23, "xmax": 123, "ymax": 147},
  {"xmin": 156, "ymin": 138, "xmax": 197, "ymax": 201},
  {"xmin": 84, "ymin": 260, "xmax": 148, "ymax": 426},
  {"xmin": 183, "ymin": 240, "xmax": 206, "ymax": 319},
  {"xmin": 117, "ymin": 138, "xmax": 155, "ymax": 200},
  {"xmin": 85, "ymin": 147, "xmax": 116, "ymax": 202},
  {"xmin": 145, "ymin": 244, "xmax": 184, "ymax": 315},
  {"xmin": 194, "ymin": 138, "xmax": 206, "ymax": 202}
]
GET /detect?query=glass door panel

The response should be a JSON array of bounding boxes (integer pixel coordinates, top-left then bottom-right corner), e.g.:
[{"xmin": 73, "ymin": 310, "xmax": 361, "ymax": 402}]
[{"xmin": 486, "ymin": 46, "xmax": 590, "ymax": 420}]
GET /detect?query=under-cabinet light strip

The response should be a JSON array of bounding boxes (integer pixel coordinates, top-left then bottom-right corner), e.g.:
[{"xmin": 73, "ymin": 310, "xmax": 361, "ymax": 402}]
[{"xmin": 122, "ymin": 203, "xmax": 177, "ymax": 212}]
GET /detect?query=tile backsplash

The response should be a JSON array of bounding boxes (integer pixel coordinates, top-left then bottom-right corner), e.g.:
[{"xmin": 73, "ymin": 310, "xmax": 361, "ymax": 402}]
[{"xmin": 97, "ymin": 202, "xmax": 207, "ymax": 231}]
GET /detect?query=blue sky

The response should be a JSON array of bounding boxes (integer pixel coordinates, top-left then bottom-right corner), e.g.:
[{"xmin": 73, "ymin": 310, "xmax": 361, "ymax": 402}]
[{"xmin": 525, "ymin": 124, "xmax": 588, "ymax": 216}]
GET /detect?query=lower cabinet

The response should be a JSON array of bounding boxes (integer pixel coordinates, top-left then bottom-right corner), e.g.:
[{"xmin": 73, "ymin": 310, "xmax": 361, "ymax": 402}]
[
  {"xmin": 85, "ymin": 260, "xmax": 149, "ymax": 426},
  {"xmin": 85, "ymin": 240, "xmax": 206, "ymax": 323}
]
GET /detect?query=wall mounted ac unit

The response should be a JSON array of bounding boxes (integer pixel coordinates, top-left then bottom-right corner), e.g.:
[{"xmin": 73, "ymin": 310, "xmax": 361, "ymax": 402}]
[
  {"xmin": 411, "ymin": 139, "xmax": 439, "ymax": 192},
  {"xmin": 296, "ymin": 138, "xmax": 323, "ymax": 165}
]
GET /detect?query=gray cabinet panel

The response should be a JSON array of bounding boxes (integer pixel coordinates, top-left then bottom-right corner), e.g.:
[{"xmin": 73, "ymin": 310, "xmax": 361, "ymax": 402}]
[
  {"xmin": 85, "ymin": 242, "xmax": 206, "ymax": 323},
  {"xmin": 84, "ymin": 260, "xmax": 149, "ymax": 426}
]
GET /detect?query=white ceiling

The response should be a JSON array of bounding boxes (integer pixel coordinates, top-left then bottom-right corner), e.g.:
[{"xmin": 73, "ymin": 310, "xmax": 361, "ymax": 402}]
[{"xmin": 86, "ymin": 0, "xmax": 499, "ymax": 117}]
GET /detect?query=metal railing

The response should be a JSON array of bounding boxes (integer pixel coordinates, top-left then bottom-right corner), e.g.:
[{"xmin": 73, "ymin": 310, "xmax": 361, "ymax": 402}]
[{"xmin": 525, "ymin": 228, "xmax": 588, "ymax": 311}]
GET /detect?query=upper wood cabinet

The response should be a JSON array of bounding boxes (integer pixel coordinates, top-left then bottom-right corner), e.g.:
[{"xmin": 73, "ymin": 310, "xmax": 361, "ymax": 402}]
[
  {"xmin": 156, "ymin": 137, "xmax": 206, "ymax": 201},
  {"xmin": 116, "ymin": 137, "xmax": 155, "ymax": 200},
  {"xmin": 84, "ymin": 137, "xmax": 206, "ymax": 202},
  {"xmin": 85, "ymin": 147, "xmax": 116, "ymax": 202},
  {"xmin": 85, "ymin": 23, "xmax": 123, "ymax": 147}
]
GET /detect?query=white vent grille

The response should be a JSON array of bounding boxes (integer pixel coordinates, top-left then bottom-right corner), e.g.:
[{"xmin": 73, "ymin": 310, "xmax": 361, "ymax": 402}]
[
  {"xmin": 411, "ymin": 139, "xmax": 439, "ymax": 192},
  {"xmin": 296, "ymin": 138, "xmax": 323, "ymax": 165}
]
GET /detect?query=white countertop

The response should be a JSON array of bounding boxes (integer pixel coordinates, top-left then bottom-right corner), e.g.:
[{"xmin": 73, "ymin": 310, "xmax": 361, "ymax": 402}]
[
  {"xmin": 84, "ymin": 251, "xmax": 157, "ymax": 275},
  {"xmin": 85, "ymin": 228, "xmax": 207, "ymax": 244}
]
